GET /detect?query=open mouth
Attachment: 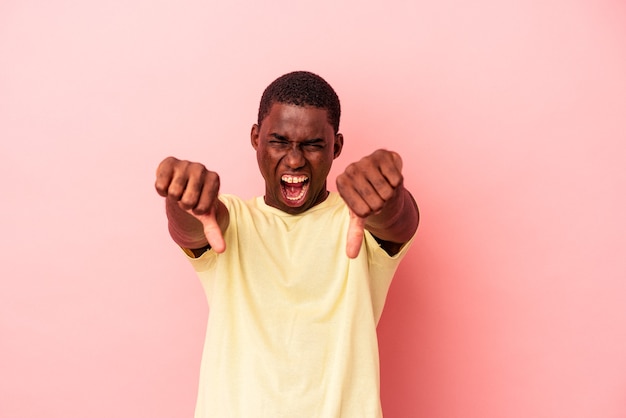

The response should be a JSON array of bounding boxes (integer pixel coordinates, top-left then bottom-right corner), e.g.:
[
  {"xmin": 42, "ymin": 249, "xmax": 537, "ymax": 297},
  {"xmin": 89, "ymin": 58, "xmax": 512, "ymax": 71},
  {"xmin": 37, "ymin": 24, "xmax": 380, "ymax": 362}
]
[{"xmin": 281, "ymin": 174, "xmax": 309, "ymax": 203}]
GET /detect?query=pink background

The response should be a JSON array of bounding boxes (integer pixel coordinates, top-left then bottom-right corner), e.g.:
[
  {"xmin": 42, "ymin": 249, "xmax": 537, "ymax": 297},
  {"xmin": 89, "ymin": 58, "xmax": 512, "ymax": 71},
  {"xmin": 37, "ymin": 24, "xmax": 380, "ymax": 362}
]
[{"xmin": 1, "ymin": 0, "xmax": 625, "ymax": 417}]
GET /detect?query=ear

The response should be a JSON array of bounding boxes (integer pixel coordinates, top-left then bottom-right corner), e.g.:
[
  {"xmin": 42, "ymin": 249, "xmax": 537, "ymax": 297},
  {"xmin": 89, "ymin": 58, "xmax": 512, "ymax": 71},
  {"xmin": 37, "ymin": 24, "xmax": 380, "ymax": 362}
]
[
  {"xmin": 333, "ymin": 133, "xmax": 344, "ymax": 159},
  {"xmin": 250, "ymin": 124, "xmax": 260, "ymax": 150}
]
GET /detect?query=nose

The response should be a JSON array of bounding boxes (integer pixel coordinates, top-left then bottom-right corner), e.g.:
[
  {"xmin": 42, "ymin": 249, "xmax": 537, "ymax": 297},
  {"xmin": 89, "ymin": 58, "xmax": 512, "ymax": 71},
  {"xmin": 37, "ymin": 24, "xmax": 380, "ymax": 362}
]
[{"xmin": 284, "ymin": 144, "xmax": 305, "ymax": 169}]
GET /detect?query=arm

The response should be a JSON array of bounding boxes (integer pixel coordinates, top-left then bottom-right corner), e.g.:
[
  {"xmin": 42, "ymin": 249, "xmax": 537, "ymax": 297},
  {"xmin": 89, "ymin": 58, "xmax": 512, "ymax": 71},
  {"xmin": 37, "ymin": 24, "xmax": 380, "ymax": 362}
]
[
  {"xmin": 155, "ymin": 156, "xmax": 230, "ymax": 257},
  {"xmin": 336, "ymin": 149, "xmax": 419, "ymax": 257}
]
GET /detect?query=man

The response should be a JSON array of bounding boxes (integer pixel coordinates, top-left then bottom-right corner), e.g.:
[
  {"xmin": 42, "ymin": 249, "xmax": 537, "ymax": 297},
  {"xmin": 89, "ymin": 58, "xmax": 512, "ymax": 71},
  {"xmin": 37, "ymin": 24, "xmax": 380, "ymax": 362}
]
[{"xmin": 155, "ymin": 71, "xmax": 419, "ymax": 417}]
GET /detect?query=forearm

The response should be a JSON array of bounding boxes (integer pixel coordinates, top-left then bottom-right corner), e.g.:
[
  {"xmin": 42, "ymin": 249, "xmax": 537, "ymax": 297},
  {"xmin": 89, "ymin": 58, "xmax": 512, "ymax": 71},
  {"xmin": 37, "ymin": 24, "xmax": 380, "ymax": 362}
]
[{"xmin": 365, "ymin": 186, "xmax": 419, "ymax": 244}]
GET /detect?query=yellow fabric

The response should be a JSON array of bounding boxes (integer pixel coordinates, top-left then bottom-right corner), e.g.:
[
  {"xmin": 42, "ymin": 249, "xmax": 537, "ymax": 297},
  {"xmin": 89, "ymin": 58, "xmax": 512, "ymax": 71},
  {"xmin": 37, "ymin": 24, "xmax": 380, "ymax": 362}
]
[{"xmin": 186, "ymin": 192, "xmax": 413, "ymax": 418}]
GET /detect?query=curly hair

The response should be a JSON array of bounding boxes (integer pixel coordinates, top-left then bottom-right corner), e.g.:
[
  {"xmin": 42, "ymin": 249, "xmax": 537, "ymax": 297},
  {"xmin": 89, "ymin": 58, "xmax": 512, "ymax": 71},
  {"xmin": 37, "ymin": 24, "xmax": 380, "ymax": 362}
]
[{"xmin": 257, "ymin": 71, "xmax": 341, "ymax": 133}]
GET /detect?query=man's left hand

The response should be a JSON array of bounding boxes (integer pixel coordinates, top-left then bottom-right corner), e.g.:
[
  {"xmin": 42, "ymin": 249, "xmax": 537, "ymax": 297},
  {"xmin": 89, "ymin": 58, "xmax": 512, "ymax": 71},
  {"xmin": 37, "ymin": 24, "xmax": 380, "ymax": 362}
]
[{"xmin": 336, "ymin": 149, "xmax": 404, "ymax": 258}]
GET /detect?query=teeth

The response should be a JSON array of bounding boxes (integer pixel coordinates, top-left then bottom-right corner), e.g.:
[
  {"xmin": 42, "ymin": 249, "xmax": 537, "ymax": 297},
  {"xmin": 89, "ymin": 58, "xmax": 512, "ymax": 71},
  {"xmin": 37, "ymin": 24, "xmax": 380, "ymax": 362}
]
[{"xmin": 281, "ymin": 175, "xmax": 308, "ymax": 184}]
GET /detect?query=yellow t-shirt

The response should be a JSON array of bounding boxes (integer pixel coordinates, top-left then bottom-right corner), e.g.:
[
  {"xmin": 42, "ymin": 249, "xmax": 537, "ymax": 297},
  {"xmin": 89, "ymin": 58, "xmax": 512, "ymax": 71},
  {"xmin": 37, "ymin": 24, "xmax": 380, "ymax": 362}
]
[{"xmin": 187, "ymin": 192, "xmax": 413, "ymax": 418}]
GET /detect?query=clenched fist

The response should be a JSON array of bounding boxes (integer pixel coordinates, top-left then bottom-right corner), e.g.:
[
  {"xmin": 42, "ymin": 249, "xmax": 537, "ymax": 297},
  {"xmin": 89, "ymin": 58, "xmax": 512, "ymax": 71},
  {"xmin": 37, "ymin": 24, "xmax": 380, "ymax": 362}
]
[
  {"xmin": 336, "ymin": 150, "xmax": 415, "ymax": 258},
  {"xmin": 155, "ymin": 157, "xmax": 226, "ymax": 253}
]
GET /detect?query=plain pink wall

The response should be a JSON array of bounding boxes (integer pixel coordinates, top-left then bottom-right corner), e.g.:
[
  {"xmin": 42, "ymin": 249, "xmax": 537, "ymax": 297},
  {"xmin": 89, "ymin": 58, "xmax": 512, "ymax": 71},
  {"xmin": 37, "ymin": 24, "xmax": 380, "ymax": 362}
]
[{"xmin": 1, "ymin": 1, "xmax": 625, "ymax": 417}]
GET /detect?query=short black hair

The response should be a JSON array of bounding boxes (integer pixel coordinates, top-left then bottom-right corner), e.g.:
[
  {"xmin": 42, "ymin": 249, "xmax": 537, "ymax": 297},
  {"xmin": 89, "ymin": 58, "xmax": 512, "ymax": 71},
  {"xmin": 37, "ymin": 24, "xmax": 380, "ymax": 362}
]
[{"xmin": 257, "ymin": 71, "xmax": 341, "ymax": 133}]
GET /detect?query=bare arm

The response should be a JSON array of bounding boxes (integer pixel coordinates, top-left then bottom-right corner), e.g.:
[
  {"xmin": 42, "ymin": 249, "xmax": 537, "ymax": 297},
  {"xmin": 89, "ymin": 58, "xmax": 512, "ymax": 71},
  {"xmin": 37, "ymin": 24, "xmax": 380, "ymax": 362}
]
[
  {"xmin": 336, "ymin": 149, "xmax": 419, "ymax": 257},
  {"xmin": 155, "ymin": 157, "xmax": 230, "ymax": 257}
]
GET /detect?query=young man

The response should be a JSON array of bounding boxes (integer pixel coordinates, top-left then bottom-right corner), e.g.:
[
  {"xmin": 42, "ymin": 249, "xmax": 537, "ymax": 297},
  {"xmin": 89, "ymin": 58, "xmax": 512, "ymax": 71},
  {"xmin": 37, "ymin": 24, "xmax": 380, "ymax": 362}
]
[{"xmin": 155, "ymin": 71, "xmax": 419, "ymax": 417}]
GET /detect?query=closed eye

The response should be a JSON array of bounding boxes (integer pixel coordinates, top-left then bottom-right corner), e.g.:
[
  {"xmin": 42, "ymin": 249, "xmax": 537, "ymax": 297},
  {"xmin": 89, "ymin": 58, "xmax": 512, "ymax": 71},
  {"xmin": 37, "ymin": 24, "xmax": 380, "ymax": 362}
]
[
  {"xmin": 303, "ymin": 139, "xmax": 325, "ymax": 149},
  {"xmin": 269, "ymin": 134, "xmax": 289, "ymax": 147},
  {"xmin": 268, "ymin": 134, "xmax": 325, "ymax": 150}
]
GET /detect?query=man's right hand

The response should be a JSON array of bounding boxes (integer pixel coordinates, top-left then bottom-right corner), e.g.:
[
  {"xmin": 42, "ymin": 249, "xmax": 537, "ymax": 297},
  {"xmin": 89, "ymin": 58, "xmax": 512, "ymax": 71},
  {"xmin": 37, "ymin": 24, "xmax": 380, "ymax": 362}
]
[{"xmin": 155, "ymin": 157, "xmax": 226, "ymax": 253}]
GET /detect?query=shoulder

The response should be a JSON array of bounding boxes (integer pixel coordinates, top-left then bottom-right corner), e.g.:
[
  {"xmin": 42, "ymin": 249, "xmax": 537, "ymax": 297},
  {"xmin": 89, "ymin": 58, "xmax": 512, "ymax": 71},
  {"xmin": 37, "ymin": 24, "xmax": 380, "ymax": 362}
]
[
  {"xmin": 218, "ymin": 193, "xmax": 244, "ymax": 207},
  {"xmin": 218, "ymin": 194, "xmax": 261, "ymax": 213}
]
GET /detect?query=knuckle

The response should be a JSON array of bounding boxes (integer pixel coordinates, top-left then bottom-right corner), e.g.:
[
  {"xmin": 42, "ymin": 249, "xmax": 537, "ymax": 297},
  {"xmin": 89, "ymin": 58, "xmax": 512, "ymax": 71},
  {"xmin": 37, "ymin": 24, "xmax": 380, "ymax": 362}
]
[
  {"xmin": 172, "ymin": 175, "xmax": 187, "ymax": 189},
  {"xmin": 335, "ymin": 174, "xmax": 349, "ymax": 191},
  {"xmin": 158, "ymin": 156, "xmax": 178, "ymax": 171},
  {"xmin": 354, "ymin": 204, "xmax": 370, "ymax": 218},
  {"xmin": 388, "ymin": 171, "xmax": 404, "ymax": 188},
  {"xmin": 189, "ymin": 161, "xmax": 207, "ymax": 174},
  {"xmin": 206, "ymin": 171, "xmax": 220, "ymax": 185},
  {"xmin": 379, "ymin": 187, "xmax": 394, "ymax": 201},
  {"xmin": 168, "ymin": 189, "xmax": 183, "ymax": 200},
  {"xmin": 370, "ymin": 149, "xmax": 386, "ymax": 162},
  {"xmin": 373, "ymin": 178, "xmax": 395, "ymax": 199},
  {"xmin": 167, "ymin": 178, "xmax": 186, "ymax": 199},
  {"xmin": 345, "ymin": 163, "xmax": 361, "ymax": 176},
  {"xmin": 336, "ymin": 173, "xmax": 348, "ymax": 187},
  {"xmin": 179, "ymin": 191, "xmax": 197, "ymax": 205},
  {"xmin": 370, "ymin": 201, "xmax": 385, "ymax": 213},
  {"xmin": 178, "ymin": 199, "xmax": 194, "ymax": 210},
  {"xmin": 154, "ymin": 182, "xmax": 167, "ymax": 196}
]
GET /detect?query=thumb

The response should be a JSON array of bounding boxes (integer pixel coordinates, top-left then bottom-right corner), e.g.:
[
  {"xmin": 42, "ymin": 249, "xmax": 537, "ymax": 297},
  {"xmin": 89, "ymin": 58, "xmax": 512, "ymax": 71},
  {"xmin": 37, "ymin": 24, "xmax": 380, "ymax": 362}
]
[
  {"xmin": 189, "ymin": 209, "xmax": 226, "ymax": 254},
  {"xmin": 346, "ymin": 210, "xmax": 366, "ymax": 259}
]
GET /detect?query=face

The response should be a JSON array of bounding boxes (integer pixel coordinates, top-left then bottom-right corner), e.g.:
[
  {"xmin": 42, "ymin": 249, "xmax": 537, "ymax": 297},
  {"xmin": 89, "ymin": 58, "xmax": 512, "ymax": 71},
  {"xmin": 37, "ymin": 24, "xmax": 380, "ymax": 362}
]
[{"xmin": 251, "ymin": 103, "xmax": 343, "ymax": 214}]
